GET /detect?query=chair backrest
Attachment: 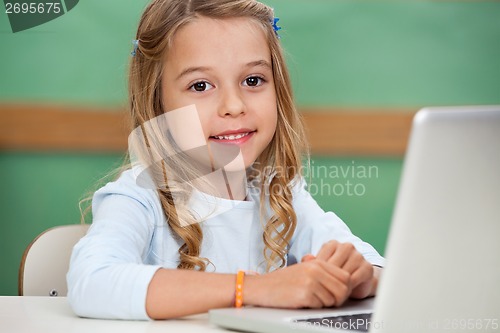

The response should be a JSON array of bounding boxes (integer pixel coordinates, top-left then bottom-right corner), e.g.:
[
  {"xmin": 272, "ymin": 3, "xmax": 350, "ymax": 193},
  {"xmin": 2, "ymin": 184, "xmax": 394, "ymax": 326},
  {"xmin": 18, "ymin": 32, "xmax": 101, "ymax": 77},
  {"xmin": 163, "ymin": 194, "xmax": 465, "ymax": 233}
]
[{"xmin": 19, "ymin": 224, "xmax": 89, "ymax": 296}]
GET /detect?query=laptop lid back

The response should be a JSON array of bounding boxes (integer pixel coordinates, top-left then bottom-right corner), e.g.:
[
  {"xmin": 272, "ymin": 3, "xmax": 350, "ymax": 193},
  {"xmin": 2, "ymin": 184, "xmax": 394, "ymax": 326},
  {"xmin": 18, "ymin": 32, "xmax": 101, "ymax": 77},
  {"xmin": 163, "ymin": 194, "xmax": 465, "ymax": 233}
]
[{"xmin": 372, "ymin": 106, "xmax": 500, "ymax": 332}]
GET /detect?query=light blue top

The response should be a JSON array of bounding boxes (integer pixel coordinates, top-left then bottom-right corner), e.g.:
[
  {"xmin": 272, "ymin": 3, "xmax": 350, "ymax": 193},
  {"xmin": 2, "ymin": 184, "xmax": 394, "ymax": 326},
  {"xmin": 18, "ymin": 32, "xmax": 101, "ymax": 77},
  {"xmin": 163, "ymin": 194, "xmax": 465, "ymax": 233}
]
[{"xmin": 67, "ymin": 169, "xmax": 385, "ymax": 320}]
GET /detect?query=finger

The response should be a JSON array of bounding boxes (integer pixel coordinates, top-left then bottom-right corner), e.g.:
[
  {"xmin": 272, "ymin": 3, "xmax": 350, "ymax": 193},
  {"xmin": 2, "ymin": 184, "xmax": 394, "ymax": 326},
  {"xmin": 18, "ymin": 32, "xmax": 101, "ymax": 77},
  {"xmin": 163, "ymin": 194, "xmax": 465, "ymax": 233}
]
[
  {"xmin": 311, "ymin": 279, "xmax": 336, "ymax": 308},
  {"xmin": 350, "ymin": 279, "xmax": 373, "ymax": 299},
  {"xmin": 315, "ymin": 240, "xmax": 339, "ymax": 261},
  {"xmin": 297, "ymin": 263, "xmax": 334, "ymax": 308},
  {"xmin": 340, "ymin": 247, "xmax": 364, "ymax": 274},
  {"xmin": 301, "ymin": 254, "xmax": 316, "ymax": 262},
  {"xmin": 327, "ymin": 242, "xmax": 356, "ymax": 269},
  {"xmin": 350, "ymin": 262, "xmax": 374, "ymax": 289},
  {"xmin": 351, "ymin": 266, "xmax": 380, "ymax": 299},
  {"xmin": 308, "ymin": 294, "xmax": 325, "ymax": 309},
  {"xmin": 316, "ymin": 261, "xmax": 351, "ymax": 306}
]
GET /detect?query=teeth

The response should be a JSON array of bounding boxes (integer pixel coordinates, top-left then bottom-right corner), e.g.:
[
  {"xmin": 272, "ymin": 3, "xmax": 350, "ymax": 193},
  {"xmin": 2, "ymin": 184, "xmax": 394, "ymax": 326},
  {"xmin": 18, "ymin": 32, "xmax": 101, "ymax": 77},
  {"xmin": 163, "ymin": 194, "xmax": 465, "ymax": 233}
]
[{"xmin": 214, "ymin": 132, "xmax": 250, "ymax": 140}]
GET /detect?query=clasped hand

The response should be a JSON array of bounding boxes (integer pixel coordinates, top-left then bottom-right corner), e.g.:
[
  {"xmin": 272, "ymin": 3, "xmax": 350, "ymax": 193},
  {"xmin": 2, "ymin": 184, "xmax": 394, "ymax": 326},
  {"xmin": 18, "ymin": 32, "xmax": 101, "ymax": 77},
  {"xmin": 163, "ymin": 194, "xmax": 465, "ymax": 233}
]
[{"xmin": 257, "ymin": 240, "xmax": 377, "ymax": 309}]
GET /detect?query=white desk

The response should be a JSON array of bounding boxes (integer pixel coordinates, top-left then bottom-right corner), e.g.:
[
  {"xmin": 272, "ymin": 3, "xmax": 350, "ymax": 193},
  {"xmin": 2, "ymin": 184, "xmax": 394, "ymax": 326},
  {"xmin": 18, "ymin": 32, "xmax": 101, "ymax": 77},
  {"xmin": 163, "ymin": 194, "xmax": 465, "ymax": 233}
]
[{"xmin": 0, "ymin": 296, "xmax": 231, "ymax": 333}]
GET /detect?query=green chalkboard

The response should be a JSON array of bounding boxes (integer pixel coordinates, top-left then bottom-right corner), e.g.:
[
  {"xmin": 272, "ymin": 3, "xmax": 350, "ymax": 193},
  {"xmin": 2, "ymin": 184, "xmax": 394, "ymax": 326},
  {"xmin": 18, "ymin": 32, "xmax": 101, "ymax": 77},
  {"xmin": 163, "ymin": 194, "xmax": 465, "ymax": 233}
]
[{"xmin": 1, "ymin": 1, "xmax": 499, "ymax": 106}]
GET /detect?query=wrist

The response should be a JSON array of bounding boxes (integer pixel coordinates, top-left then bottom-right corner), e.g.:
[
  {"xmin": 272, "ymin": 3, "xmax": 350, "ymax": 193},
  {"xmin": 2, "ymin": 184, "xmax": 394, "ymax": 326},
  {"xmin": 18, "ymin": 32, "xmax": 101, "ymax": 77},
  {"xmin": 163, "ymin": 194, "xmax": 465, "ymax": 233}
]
[
  {"xmin": 241, "ymin": 273, "xmax": 264, "ymax": 307},
  {"xmin": 234, "ymin": 271, "xmax": 245, "ymax": 307}
]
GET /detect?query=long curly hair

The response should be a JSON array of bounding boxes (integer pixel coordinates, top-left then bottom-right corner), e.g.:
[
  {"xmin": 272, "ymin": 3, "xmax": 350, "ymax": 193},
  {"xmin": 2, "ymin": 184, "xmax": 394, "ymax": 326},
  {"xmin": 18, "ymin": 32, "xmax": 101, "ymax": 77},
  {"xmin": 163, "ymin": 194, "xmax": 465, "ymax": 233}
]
[{"xmin": 128, "ymin": 0, "xmax": 308, "ymax": 272}]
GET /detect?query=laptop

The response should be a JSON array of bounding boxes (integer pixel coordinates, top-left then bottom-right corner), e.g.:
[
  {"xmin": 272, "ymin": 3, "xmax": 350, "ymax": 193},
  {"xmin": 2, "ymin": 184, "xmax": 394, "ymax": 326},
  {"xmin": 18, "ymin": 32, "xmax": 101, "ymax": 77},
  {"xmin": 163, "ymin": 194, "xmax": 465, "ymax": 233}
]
[{"xmin": 209, "ymin": 105, "xmax": 500, "ymax": 333}]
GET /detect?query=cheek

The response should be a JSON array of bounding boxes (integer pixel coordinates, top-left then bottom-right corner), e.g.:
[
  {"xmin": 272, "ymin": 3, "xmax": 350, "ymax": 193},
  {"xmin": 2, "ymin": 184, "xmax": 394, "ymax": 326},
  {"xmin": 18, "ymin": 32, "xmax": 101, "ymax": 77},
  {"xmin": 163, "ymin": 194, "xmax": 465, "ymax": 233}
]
[
  {"xmin": 271, "ymin": 107, "xmax": 278, "ymax": 128},
  {"xmin": 195, "ymin": 106, "xmax": 214, "ymax": 139},
  {"xmin": 166, "ymin": 105, "xmax": 207, "ymax": 151},
  {"xmin": 161, "ymin": 80, "xmax": 194, "ymax": 113},
  {"xmin": 268, "ymin": 113, "xmax": 278, "ymax": 143},
  {"xmin": 257, "ymin": 90, "xmax": 278, "ymax": 128},
  {"xmin": 264, "ymin": 101, "xmax": 278, "ymax": 135}
]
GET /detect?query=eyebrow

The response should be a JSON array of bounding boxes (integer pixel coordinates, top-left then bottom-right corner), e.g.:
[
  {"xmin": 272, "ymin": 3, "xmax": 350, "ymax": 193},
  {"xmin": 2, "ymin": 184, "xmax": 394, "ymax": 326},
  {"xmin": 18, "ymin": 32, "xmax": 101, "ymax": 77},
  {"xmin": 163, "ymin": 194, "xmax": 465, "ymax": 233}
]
[
  {"xmin": 245, "ymin": 60, "xmax": 272, "ymax": 70},
  {"xmin": 175, "ymin": 66, "xmax": 211, "ymax": 81},
  {"xmin": 175, "ymin": 60, "xmax": 272, "ymax": 81}
]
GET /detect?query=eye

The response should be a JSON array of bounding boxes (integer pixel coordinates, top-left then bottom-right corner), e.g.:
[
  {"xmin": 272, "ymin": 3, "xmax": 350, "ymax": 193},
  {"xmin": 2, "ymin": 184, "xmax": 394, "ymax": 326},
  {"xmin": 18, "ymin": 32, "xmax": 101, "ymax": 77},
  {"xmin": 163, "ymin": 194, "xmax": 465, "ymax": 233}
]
[
  {"xmin": 243, "ymin": 76, "xmax": 265, "ymax": 87},
  {"xmin": 189, "ymin": 81, "xmax": 214, "ymax": 92}
]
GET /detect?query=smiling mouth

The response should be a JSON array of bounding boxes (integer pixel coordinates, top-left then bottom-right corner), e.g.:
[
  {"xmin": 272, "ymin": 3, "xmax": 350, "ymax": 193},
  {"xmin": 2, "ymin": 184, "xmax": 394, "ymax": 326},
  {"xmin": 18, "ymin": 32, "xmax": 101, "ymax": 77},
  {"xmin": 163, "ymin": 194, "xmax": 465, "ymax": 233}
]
[{"xmin": 210, "ymin": 131, "xmax": 255, "ymax": 141}]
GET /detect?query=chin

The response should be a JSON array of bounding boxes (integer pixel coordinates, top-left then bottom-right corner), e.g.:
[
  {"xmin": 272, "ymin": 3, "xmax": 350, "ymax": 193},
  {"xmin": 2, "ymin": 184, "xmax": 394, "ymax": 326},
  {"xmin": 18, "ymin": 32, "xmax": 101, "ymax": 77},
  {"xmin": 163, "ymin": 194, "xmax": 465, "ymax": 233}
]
[{"xmin": 222, "ymin": 155, "xmax": 253, "ymax": 173}]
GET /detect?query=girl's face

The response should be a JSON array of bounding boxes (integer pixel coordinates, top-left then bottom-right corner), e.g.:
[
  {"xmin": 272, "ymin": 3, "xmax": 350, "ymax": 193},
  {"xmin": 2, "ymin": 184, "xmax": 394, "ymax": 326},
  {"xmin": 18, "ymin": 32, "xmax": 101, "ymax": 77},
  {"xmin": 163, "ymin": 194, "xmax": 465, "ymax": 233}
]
[{"xmin": 161, "ymin": 17, "xmax": 278, "ymax": 169}]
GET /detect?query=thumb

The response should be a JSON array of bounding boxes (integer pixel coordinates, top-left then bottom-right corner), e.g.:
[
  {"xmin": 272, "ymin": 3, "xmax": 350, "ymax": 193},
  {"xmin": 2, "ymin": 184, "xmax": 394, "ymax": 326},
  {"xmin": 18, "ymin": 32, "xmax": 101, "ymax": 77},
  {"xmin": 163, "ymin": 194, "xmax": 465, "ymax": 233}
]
[{"xmin": 301, "ymin": 254, "xmax": 316, "ymax": 262}]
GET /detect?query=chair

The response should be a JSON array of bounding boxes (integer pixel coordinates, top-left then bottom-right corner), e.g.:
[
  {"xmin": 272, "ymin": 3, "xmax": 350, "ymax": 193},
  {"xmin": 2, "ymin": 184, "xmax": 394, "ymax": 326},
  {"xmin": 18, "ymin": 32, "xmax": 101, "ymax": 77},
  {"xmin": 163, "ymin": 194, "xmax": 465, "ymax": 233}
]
[{"xmin": 19, "ymin": 224, "xmax": 89, "ymax": 296}]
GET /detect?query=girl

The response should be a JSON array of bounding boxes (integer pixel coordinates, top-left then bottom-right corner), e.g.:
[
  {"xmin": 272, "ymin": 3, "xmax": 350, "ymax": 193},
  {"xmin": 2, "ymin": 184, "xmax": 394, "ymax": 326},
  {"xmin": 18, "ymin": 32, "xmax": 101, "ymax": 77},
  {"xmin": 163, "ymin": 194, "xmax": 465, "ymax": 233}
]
[{"xmin": 67, "ymin": 0, "xmax": 384, "ymax": 320}]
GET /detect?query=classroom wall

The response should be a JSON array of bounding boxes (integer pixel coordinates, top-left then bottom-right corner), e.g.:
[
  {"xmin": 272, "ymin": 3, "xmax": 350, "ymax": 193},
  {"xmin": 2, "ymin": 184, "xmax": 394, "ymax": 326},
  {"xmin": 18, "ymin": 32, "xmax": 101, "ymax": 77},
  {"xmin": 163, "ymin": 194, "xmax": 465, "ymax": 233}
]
[{"xmin": 1, "ymin": 0, "xmax": 499, "ymax": 296}]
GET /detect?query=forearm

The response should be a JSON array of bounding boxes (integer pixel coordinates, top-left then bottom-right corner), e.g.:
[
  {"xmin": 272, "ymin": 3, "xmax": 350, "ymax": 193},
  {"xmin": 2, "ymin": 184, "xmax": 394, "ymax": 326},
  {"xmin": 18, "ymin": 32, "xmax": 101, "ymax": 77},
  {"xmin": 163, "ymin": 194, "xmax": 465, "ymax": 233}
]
[
  {"xmin": 146, "ymin": 268, "xmax": 237, "ymax": 319},
  {"xmin": 147, "ymin": 260, "xmax": 366, "ymax": 319}
]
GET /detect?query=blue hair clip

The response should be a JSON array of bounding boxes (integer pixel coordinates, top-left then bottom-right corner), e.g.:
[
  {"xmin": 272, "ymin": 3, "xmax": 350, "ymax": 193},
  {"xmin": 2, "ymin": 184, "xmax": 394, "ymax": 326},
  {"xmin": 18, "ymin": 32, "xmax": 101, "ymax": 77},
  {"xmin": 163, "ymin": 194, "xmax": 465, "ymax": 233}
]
[
  {"xmin": 272, "ymin": 17, "xmax": 282, "ymax": 38},
  {"xmin": 131, "ymin": 39, "xmax": 139, "ymax": 57}
]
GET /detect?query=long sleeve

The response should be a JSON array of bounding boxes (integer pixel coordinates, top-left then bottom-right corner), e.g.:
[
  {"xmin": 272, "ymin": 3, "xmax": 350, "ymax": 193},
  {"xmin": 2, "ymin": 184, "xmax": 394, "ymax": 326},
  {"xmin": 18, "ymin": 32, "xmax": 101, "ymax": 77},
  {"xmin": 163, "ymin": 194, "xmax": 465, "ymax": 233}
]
[{"xmin": 67, "ymin": 173, "xmax": 163, "ymax": 320}]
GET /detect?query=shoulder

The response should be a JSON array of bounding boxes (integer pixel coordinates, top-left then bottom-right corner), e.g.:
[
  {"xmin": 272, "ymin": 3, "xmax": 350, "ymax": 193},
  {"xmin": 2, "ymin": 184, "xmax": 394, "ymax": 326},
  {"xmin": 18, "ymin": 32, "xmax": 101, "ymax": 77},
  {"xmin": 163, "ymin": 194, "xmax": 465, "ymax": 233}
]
[
  {"xmin": 289, "ymin": 176, "xmax": 313, "ymax": 203},
  {"xmin": 92, "ymin": 168, "xmax": 163, "ymax": 220},
  {"xmin": 288, "ymin": 176, "xmax": 347, "ymax": 229}
]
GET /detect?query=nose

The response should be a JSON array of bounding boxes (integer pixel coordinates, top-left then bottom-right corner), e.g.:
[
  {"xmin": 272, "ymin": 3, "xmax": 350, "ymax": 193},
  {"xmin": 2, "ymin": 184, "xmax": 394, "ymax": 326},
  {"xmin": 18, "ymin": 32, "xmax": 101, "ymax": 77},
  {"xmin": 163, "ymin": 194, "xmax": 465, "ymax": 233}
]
[{"xmin": 218, "ymin": 87, "xmax": 246, "ymax": 117}]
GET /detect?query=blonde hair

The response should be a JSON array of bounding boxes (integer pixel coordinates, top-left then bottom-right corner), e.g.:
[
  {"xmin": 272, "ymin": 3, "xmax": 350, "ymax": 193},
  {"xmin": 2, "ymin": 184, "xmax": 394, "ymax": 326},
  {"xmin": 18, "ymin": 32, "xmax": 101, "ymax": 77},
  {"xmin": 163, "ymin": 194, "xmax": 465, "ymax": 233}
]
[{"xmin": 128, "ymin": 0, "xmax": 308, "ymax": 271}]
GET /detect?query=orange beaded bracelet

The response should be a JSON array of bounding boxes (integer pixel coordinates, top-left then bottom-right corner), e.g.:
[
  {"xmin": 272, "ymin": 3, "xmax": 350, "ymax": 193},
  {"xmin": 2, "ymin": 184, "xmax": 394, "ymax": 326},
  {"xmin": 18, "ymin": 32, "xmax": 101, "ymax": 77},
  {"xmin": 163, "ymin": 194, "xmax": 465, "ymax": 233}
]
[{"xmin": 235, "ymin": 270, "xmax": 245, "ymax": 308}]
